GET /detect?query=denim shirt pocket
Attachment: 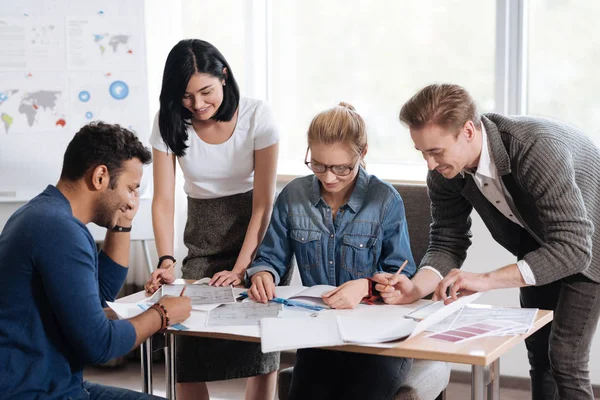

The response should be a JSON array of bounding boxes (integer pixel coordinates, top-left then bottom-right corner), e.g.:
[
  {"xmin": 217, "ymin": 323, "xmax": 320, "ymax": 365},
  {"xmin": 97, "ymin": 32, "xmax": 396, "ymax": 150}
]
[
  {"xmin": 290, "ymin": 229, "xmax": 322, "ymax": 271},
  {"xmin": 341, "ymin": 234, "xmax": 378, "ymax": 278}
]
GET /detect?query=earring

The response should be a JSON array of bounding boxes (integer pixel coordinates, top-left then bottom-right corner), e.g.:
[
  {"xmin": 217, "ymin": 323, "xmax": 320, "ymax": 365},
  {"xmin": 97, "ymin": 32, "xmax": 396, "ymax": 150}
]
[{"xmin": 223, "ymin": 82, "xmax": 226, "ymax": 86}]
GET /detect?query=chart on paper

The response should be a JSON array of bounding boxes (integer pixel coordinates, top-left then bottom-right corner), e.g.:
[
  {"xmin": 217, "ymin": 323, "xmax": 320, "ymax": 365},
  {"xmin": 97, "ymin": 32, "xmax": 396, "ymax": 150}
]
[{"xmin": 207, "ymin": 303, "xmax": 282, "ymax": 327}]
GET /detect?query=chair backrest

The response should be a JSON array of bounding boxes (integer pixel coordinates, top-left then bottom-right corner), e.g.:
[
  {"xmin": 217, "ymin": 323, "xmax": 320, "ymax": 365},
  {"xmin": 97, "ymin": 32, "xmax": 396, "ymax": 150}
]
[{"xmin": 393, "ymin": 184, "xmax": 432, "ymax": 266}]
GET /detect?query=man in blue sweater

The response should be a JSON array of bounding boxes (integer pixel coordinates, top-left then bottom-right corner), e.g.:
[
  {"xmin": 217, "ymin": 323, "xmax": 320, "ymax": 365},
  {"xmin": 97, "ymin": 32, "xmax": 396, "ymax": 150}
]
[{"xmin": 0, "ymin": 122, "xmax": 191, "ymax": 399}]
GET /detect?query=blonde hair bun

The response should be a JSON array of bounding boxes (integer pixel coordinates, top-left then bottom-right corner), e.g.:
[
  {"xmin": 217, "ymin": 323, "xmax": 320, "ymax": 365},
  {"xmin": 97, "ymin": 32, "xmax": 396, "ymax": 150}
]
[{"xmin": 338, "ymin": 102, "xmax": 356, "ymax": 112}]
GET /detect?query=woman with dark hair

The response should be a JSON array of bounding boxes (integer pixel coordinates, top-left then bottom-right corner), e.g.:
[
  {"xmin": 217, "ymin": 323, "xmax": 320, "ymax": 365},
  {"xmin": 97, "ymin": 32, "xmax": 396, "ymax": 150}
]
[{"xmin": 145, "ymin": 39, "xmax": 280, "ymax": 400}]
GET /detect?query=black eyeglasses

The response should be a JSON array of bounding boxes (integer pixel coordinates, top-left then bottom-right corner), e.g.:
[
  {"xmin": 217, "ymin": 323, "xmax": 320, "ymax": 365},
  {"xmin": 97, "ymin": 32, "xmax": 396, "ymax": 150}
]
[{"xmin": 304, "ymin": 147, "xmax": 358, "ymax": 177}]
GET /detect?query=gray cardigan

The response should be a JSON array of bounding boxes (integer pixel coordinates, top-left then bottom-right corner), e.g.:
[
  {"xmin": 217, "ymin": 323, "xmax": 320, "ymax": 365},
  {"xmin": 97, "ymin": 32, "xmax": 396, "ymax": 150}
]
[{"xmin": 422, "ymin": 113, "xmax": 600, "ymax": 286}]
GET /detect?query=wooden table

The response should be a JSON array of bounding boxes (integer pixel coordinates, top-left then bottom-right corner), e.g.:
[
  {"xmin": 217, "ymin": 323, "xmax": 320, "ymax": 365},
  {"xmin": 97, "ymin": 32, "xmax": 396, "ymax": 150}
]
[{"xmin": 119, "ymin": 291, "xmax": 552, "ymax": 400}]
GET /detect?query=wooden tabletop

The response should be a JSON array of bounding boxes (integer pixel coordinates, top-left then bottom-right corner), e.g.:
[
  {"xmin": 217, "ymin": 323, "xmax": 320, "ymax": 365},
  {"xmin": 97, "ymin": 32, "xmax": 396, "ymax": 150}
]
[{"xmin": 119, "ymin": 288, "xmax": 553, "ymax": 366}]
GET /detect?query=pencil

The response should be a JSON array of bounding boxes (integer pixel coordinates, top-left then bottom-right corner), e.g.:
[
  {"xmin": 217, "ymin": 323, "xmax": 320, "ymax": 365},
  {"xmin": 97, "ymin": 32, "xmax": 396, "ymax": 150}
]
[
  {"xmin": 384, "ymin": 260, "xmax": 409, "ymax": 293},
  {"xmin": 163, "ymin": 261, "xmax": 177, "ymax": 274},
  {"xmin": 395, "ymin": 259, "xmax": 409, "ymax": 275},
  {"xmin": 149, "ymin": 261, "xmax": 178, "ymax": 292},
  {"xmin": 179, "ymin": 286, "xmax": 186, "ymax": 296}
]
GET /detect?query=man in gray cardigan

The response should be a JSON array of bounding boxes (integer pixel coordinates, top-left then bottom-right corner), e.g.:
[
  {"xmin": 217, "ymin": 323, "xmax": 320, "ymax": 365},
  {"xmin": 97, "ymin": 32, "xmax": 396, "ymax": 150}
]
[{"xmin": 377, "ymin": 83, "xmax": 600, "ymax": 399}]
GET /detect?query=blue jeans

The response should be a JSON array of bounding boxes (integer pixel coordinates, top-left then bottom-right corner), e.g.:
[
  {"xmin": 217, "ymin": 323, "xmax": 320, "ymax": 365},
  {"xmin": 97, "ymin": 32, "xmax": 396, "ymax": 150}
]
[
  {"xmin": 83, "ymin": 381, "xmax": 165, "ymax": 400},
  {"xmin": 288, "ymin": 348, "xmax": 412, "ymax": 400}
]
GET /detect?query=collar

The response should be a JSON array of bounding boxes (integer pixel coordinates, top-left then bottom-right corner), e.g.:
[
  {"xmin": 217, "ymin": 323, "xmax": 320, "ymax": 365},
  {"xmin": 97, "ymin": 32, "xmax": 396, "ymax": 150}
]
[
  {"xmin": 481, "ymin": 114, "xmax": 512, "ymax": 176},
  {"xmin": 310, "ymin": 165, "xmax": 369, "ymax": 213},
  {"xmin": 474, "ymin": 123, "xmax": 496, "ymax": 179}
]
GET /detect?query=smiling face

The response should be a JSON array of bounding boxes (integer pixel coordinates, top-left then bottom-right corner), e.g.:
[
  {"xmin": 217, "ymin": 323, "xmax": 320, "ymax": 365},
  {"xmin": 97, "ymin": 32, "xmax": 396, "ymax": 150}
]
[
  {"xmin": 410, "ymin": 122, "xmax": 480, "ymax": 179},
  {"xmin": 181, "ymin": 72, "xmax": 225, "ymax": 121},
  {"xmin": 309, "ymin": 141, "xmax": 362, "ymax": 198},
  {"xmin": 95, "ymin": 159, "xmax": 143, "ymax": 229}
]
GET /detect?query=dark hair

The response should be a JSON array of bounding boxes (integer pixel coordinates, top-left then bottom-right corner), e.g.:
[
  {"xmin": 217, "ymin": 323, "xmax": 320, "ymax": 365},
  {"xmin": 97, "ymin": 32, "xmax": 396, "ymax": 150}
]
[
  {"xmin": 399, "ymin": 83, "xmax": 481, "ymax": 133},
  {"xmin": 158, "ymin": 39, "xmax": 240, "ymax": 157},
  {"xmin": 60, "ymin": 122, "xmax": 152, "ymax": 188}
]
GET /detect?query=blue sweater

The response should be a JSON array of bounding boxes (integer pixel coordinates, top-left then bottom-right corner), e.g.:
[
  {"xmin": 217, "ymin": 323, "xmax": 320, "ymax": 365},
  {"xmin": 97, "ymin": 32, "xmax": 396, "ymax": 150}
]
[{"xmin": 0, "ymin": 186, "xmax": 137, "ymax": 399}]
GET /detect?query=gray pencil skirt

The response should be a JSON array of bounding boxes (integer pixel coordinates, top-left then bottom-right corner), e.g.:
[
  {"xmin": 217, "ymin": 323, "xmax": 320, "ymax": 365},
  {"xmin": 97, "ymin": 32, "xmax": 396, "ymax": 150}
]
[{"xmin": 176, "ymin": 190, "xmax": 280, "ymax": 383}]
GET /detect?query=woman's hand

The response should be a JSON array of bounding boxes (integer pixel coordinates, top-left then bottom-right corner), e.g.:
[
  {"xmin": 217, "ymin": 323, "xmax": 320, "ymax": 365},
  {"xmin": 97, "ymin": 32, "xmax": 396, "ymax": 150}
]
[
  {"xmin": 371, "ymin": 272, "xmax": 420, "ymax": 305},
  {"xmin": 321, "ymin": 279, "xmax": 369, "ymax": 309},
  {"xmin": 248, "ymin": 272, "xmax": 276, "ymax": 303},
  {"xmin": 209, "ymin": 269, "xmax": 244, "ymax": 287},
  {"xmin": 144, "ymin": 259, "xmax": 176, "ymax": 294}
]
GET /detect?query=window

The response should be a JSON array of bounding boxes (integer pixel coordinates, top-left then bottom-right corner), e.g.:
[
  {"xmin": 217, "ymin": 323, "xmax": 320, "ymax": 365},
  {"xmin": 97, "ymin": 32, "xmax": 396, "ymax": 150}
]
[
  {"xmin": 527, "ymin": 0, "xmax": 600, "ymax": 141},
  {"xmin": 270, "ymin": 0, "xmax": 496, "ymax": 180}
]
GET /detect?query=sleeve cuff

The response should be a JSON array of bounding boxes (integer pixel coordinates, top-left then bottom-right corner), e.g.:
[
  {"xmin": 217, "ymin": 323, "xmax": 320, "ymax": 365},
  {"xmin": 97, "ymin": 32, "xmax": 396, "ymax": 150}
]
[
  {"xmin": 245, "ymin": 265, "xmax": 281, "ymax": 286},
  {"xmin": 419, "ymin": 266, "xmax": 444, "ymax": 281},
  {"xmin": 517, "ymin": 259, "xmax": 537, "ymax": 285}
]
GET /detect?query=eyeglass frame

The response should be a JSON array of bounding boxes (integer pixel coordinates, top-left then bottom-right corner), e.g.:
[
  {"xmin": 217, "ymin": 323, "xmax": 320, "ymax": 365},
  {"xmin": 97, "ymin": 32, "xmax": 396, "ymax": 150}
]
[{"xmin": 303, "ymin": 147, "xmax": 360, "ymax": 177}]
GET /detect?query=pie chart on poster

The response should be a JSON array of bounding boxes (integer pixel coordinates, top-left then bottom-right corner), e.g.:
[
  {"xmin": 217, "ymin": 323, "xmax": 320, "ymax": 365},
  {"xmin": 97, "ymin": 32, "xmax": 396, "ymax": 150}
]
[{"xmin": 109, "ymin": 81, "xmax": 129, "ymax": 100}]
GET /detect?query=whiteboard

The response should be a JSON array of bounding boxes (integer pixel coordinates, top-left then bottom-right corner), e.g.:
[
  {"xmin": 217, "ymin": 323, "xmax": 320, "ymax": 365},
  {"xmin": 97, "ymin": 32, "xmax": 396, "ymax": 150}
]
[{"xmin": 0, "ymin": 0, "xmax": 152, "ymax": 202}]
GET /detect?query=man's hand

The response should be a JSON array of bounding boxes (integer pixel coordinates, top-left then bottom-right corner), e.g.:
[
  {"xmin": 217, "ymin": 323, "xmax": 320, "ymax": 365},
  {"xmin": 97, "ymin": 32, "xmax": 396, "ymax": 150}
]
[
  {"xmin": 158, "ymin": 295, "xmax": 192, "ymax": 325},
  {"xmin": 144, "ymin": 259, "xmax": 176, "ymax": 294},
  {"xmin": 248, "ymin": 271, "xmax": 276, "ymax": 303},
  {"xmin": 371, "ymin": 273, "xmax": 421, "ymax": 305},
  {"xmin": 117, "ymin": 189, "xmax": 140, "ymax": 227},
  {"xmin": 321, "ymin": 279, "xmax": 368, "ymax": 309},
  {"xmin": 433, "ymin": 269, "xmax": 489, "ymax": 304},
  {"xmin": 209, "ymin": 269, "xmax": 244, "ymax": 287}
]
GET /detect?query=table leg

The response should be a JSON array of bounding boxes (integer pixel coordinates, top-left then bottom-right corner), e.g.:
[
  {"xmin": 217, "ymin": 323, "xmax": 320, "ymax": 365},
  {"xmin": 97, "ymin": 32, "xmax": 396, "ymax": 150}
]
[
  {"xmin": 140, "ymin": 337, "xmax": 153, "ymax": 394},
  {"xmin": 471, "ymin": 365, "xmax": 485, "ymax": 400},
  {"xmin": 166, "ymin": 334, "xmax": 177, "ymax": 400},
  {"xmin": 487, "ymin": 359, "xmax": 500, "ymax": 400}
]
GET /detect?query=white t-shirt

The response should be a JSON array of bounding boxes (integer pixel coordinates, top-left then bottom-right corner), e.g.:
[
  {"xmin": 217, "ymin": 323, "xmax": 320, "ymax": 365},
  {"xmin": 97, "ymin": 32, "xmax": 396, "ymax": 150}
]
[{"xmin": 150, "ymin": 97, "xmax": 279, "ymax": 199}]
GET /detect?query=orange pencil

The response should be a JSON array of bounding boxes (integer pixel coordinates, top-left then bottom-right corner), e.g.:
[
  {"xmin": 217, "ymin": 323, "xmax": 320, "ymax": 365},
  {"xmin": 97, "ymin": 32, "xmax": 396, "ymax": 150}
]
[
  {"xmin": 148, "ymin": 261, "xmax": 178, "ymax": 293},
  {"xmin": 395, "ymin": 259, "xmax": 409, "ymax": 275},
  {"xmin": 385, "ymin": 260, "xmax": 409, "ymax": 292}
]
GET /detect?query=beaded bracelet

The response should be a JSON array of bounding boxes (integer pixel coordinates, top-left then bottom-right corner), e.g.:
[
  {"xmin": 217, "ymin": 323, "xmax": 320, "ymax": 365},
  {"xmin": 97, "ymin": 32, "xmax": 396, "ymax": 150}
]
[{"xmin": 150, "ymin": 303, "xmax": 170, "ymax": 331}]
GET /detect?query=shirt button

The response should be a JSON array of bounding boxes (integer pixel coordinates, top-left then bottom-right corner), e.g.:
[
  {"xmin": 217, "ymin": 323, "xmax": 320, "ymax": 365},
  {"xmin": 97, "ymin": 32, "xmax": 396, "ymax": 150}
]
[
  {"xmin": 359, "ymin": 244, "xmax": 364, "ymax": 248},
  {"xmin": 496, "ymin": 200, "xmax": 501, "ymax": 204},
  {"xmin": 330, "ymin": 234, "xmax": 334, "ymax": 238},
  {"xmin": 483, "ymin": 183, "xmax": 489, "ymax": 187},
  {"xmin": 509, "ymin": 214, "xmax": 514, "ymax": 217},
  {"xmin": 301, "ymin": 237, "xmax": 305, "ymax": 242},
  {"xmin": 329, "ymin": 261, "xmax": 333, "ymax": 265}
]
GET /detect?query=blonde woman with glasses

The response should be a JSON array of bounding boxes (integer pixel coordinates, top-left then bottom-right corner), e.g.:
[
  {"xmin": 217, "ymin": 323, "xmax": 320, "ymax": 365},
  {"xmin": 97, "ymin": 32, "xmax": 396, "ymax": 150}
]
[{"xmin": 246, "ymin": 103, "xmax": 416, "ymax": 400}]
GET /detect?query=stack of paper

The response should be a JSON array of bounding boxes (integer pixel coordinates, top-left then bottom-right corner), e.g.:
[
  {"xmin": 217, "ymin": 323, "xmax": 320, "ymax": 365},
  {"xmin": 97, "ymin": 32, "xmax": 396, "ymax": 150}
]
[{"xmin": 427, "ymin": 304, "xmax": 537, "ymax": 335}]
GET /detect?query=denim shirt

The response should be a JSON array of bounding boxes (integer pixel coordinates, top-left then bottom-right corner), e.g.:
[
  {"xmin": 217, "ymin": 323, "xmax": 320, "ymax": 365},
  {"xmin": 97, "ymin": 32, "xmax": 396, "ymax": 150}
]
[{"xmin": 247, "ymin": 167, "xmax": 416, "ymax": 286}]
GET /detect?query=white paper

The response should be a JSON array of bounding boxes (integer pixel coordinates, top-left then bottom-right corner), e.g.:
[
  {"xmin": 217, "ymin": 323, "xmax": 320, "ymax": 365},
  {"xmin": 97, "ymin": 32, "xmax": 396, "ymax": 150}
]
[
  {"xmin": 106, "ymin": 301, "xmax": 144, "ymax": 319},
  {"xmin": 146, "ymin": 284, "xmax": 236, "ymax": 311},
  {"xmin": 260, "ymin": 315, "xmax": 342, "ymax": 353},
  {"xmin": 428, "ymin": 304, "xmax": 537, "ymax": 334},
  {"xmin": 207, "ymin": 302, "xmax": 282, "ymax": 327},
  {"xmin": 336, "ymin": 315, "xmax": 417, "ymax": 344},
  {"xmin": 409, "ymin": 293, "xmax": 482, "ymax": 339}
]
